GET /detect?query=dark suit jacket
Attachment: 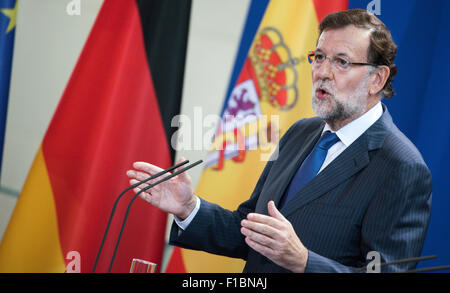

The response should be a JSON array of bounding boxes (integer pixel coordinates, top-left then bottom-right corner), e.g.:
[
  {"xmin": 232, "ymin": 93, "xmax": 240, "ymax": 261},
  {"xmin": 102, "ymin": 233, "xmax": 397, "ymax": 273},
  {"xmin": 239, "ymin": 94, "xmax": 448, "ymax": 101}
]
[{"xmin": 169, "ymin": 105, "xmax": 432, "ymax": 272}]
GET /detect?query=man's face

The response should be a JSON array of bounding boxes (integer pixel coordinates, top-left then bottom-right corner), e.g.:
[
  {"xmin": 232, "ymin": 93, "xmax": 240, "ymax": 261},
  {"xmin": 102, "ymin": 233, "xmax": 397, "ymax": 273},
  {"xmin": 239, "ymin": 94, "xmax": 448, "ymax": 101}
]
[{"xmin": 311, "ymin": 25, "xmax": 374, "ymax": 127}]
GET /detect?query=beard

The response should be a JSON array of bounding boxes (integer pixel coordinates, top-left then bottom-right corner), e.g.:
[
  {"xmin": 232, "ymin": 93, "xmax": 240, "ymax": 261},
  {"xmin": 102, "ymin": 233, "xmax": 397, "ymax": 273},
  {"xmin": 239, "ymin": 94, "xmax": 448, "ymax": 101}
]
[{"xmin": 311, "ymin": 74, "xmax": 371, "ymax": 126}]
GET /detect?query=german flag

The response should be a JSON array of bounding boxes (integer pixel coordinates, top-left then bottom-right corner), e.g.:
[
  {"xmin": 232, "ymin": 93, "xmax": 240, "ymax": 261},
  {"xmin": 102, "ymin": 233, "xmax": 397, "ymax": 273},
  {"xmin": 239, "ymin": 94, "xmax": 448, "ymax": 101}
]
[{"xmin": 0, "ymin": 0, "xmax": 191, "ymax": 273}]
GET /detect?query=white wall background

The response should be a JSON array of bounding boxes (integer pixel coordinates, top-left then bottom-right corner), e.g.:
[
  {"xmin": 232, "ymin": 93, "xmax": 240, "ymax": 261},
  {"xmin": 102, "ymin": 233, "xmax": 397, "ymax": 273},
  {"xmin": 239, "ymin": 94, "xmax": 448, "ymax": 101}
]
[{"xmin": 0, "ymin": 0, "xmax": 250, "ymax": 270}]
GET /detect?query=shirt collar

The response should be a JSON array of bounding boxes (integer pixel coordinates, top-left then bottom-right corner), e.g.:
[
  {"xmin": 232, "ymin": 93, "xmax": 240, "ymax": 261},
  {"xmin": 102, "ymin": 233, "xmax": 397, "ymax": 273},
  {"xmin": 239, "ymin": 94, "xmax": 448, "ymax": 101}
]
[{"xmin": 322, "ymin": 102, "xmax": 383, "ymax": 147}]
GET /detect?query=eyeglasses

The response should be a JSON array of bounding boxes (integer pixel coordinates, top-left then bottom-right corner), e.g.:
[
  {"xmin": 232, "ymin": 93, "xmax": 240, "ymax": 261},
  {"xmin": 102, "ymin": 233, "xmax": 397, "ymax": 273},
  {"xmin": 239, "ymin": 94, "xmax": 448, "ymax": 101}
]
[{"xmin": 307, "ymin": 51, "xmax": 378, "ymax": 72}]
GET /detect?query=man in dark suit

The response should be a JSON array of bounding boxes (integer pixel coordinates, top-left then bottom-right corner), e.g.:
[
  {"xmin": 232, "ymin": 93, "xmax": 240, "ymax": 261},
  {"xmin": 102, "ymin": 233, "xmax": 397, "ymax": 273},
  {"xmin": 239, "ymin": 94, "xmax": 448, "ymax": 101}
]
[{"xmin": 127, "ymin": 9, "xmax": 432, "ymax": 272}]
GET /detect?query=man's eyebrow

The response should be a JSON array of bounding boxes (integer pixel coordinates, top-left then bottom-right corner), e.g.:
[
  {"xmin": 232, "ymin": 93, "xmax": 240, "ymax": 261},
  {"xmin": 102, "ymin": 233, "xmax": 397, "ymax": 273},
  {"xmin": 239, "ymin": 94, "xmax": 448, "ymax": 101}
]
[
  {"xmin": 314, "ymin": 49, "xmax": 351, "ymax": 58},
  {"xmin": 336, "ymin": 53, "xmax": 349, "ymax": 57},
  {"xmin": 335, "ymin": 52, "xmax": 351, "ymax": 58}
]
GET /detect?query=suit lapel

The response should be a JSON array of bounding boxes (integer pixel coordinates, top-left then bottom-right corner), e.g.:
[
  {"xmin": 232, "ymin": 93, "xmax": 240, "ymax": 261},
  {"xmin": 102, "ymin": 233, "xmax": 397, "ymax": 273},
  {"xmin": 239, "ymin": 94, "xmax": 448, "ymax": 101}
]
[
  {"xmin": 272, "ymin": 124, "xmax": 325, "ymax": 207},
  {"xmin": 281, "ymin": 135, "xmax": 370, "ymax": 216},
  {"xmin": 280, "ymin": 105, "xmax": 391, "ymax": 217}
]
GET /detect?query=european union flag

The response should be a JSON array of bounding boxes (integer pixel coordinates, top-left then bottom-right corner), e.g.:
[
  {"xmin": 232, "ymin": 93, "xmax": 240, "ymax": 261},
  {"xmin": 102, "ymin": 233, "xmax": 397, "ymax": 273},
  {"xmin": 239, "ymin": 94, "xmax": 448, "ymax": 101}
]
[{"xmin": 0, "ymin": 0, "xmax": 17, "ymax": 177}]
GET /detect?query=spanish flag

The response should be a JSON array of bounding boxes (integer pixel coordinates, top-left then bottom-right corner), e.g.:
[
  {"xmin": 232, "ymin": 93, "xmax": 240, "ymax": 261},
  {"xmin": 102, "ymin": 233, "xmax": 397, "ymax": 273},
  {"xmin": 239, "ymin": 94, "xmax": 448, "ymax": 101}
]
[
  {"xmin": 0, "ymin": 0, "xmax": 190, "ymax": 273},
  {"xmin": 166, "ymin": 0, "xmax": 348, "ymax": 273}
]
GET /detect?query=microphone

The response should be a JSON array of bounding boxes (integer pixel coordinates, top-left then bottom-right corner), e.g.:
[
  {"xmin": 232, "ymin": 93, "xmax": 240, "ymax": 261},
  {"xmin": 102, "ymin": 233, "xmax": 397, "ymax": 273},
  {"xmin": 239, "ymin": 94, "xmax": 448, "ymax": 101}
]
[
  {"xmin": 92, "ymin": 159, "xmax": 190, "ymax": 273},
  {"xmin": 356, "ymin": 254, "xmax": 438, "ymax": 273},
  {"xmin": 107, "ymin": 159, "xmax": 203, "ymax": 273},
  {"xmin": 400, "ymin": 264, "xmax": 450, "ymax": 273}
]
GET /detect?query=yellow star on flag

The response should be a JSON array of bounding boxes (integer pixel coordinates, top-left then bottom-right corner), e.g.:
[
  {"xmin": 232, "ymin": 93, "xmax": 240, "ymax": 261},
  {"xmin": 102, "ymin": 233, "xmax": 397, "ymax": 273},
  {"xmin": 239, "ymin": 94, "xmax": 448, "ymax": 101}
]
[{"xmin": 1, "ymin": 1, "xmax": 18, "ymax": 34}]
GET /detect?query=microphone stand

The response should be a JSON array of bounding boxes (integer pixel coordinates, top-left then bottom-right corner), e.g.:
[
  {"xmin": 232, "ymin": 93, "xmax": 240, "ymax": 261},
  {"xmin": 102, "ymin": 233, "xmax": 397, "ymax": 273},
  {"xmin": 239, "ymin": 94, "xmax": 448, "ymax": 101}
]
[
  {"xmin": 92, "ymin": 160, "xmax": 190, "ymax": 273},
  {"xmin": 356, "ymin": 254, "xmax": 450, "ymax": 273},
  {"xmin": 107, "ymin": 159, "xmax": 203, "ymax": 273}
]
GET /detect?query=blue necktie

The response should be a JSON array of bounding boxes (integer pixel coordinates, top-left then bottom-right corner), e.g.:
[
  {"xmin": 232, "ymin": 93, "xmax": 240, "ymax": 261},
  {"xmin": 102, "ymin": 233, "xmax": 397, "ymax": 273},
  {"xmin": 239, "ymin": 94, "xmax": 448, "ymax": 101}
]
[{"xmin": 279, "ymin": 131, "xmax": 340, "ymax": 208}]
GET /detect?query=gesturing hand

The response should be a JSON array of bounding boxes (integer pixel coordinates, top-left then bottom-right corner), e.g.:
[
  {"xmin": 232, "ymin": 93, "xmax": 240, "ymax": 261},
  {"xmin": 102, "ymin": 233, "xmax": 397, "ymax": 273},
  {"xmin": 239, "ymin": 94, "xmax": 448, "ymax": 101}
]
[
  {"xmin": 240, "ymin": 201, "xmax": 309, "ymax": 273},
  {"xmin": 126, "ymin": 157, "xmax": 197, "ymax": 220}
]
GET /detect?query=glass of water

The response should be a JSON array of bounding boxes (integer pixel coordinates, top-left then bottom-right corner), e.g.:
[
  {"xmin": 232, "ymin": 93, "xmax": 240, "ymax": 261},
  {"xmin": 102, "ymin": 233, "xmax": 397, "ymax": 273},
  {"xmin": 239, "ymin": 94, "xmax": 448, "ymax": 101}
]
[{"xmin": 129, "ymin": 258, "xmax": 157, "ymax": 273}]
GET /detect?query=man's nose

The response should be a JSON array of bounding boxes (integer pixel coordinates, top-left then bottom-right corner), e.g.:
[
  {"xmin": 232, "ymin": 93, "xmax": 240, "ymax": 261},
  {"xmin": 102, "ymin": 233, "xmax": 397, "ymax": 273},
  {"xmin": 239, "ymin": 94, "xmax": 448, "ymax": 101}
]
[{"xmin": 312, "ymin": 58, "xmax": 333, "ymax": 82}]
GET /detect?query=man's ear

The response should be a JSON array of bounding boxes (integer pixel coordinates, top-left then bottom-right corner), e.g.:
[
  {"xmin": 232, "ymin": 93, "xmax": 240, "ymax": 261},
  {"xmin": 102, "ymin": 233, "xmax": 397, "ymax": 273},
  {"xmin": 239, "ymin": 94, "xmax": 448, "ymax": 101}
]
[{"xmin": 369, "ymin": 65, "xmax": 390, "ymax": 96}]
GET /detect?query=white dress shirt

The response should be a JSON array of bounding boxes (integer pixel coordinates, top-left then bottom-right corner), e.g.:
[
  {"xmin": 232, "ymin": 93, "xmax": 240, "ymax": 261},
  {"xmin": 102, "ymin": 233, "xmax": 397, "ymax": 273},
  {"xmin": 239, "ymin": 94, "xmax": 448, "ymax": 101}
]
[
  {"xmin": 319, "ymin": 101, "xmax": 383, "ymax": 173},
  {"xmin": 175, "ymin": 102, "xmax": 383, "ymax": 230}
]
